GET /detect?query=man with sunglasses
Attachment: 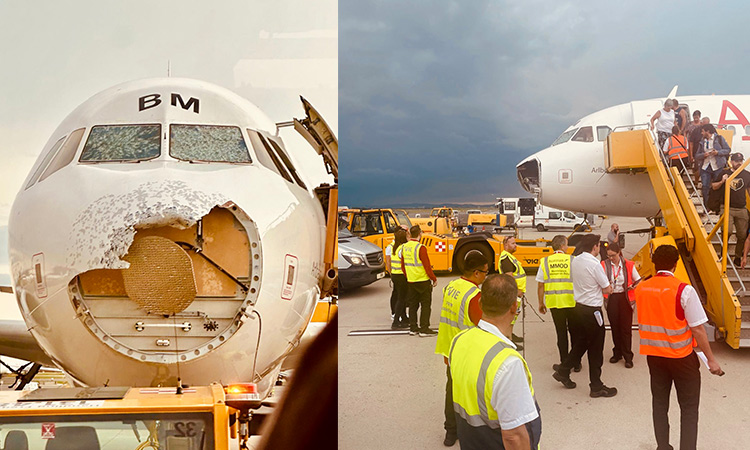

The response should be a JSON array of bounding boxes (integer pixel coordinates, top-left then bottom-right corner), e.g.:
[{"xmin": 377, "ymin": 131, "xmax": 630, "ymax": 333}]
[{"xmin": 435, "ymin": 252, "xmax": 489, "ymax": 447}]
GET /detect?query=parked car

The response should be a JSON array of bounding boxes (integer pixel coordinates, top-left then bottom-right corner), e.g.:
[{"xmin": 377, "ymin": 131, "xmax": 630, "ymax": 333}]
[{"xmin": 338, "ymin": 227, "xmax": 385, "ymax": 290}]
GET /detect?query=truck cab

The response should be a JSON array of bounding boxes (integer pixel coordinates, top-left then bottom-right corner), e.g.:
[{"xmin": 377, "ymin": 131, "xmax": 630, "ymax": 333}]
[{"xmin": 0, "ymin": 384, "xmax": 264, "ymax": 449}]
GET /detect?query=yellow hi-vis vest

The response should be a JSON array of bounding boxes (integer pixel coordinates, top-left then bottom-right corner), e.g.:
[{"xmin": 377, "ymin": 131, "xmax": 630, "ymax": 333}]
[
  {"xmin": 500, "ymin": 250, "xmax": 526, "ymax": 293},
  {"xmin": 449, "ymin": 327, "xmax": 538, "ymax": 447},
  {"xmin": 402, "ymin": 240, "xmax": 429, "ymax": 282},
  {"xmin": 540, "ymin": 252, "xmax": 575, "ymax": 309},
  {"xmin": 387, "ymin": 243, "xmax": 404, "ymax": 275},
  {"xmin": 435, "ymin": 278, "xmax": 480, "ymax": 358}
]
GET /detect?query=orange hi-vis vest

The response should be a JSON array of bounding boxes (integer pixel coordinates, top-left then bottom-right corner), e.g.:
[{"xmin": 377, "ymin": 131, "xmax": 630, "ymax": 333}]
[
  {"xmin": 634, "ymin": 273, "xmax": 696, "ymax": 358},
  {"xmin": 667, "ymin": 135, "xmax": 688, "ymax": 161}
]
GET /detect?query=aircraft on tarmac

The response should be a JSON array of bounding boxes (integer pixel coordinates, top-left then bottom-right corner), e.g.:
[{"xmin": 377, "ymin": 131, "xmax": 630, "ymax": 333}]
[
  {"xmin": 516, "ymin": 87, "xmax": 750, "ymax": 217},
  {"xmin": 0, "ymin": 78, "xmax": 337, "ymax": 397}
]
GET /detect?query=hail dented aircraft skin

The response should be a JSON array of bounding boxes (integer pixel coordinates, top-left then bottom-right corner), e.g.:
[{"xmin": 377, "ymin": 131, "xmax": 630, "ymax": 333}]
[
  {"xmin": 7, "ymin": 78, "xmax": 328, "ymax": 394},
  {"xmin": 517, "ymin": 95, "xmax": 750, "ymax": 217}
]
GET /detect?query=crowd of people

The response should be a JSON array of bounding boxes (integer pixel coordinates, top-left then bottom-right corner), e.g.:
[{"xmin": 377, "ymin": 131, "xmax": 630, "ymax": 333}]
[
  {"xmin": 425, "ymin": 236, "xmax": 724, "ymax": 450},
  {"xmin": 650, "ymin": 98, "xmax": 750, "ymax": 267}
]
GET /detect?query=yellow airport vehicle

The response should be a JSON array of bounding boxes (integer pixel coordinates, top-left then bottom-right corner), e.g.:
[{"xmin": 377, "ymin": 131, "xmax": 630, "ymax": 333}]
[
  {"xmin": 604, "ymin": 127, "xmax": 747, "ymax": 348},
  {"xmin": 340, "ymin": 208, "xmax": 572, "ymax": 273},
  {"xmin": 0, "ymin": 383, "xmax": 272, "ymax": 449},
  {"xmin": 409, "ymin": 206, "xmax": 500, "ymax": 233}
]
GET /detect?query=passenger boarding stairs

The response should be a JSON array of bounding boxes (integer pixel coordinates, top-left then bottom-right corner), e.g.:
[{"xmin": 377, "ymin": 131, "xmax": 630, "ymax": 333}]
[{"xmin": 605, "ymin": 127, "xmax": 749, "ymax": 348}]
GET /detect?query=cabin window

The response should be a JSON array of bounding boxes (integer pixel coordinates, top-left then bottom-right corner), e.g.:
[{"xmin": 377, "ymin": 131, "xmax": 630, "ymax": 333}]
[
  {"xmin": 268, "ymin": 137, "xmax": 307, "ymax": 189},
  {"xmin": 170, "ymin": 125, "xmax": 251, "ymax": 163},
  {"xmin": 745, "ymin": 125, "xmax": 750, "ymax": 136},
  {"xmin": 25, "ymin": 136, "xmax": 66, "ymax": 189},
  {"xmin": 383, "ymin": 211, "xmax": 399, "ymax": 233},
  {"xmin": 350, "ymin": 212, "xmax": 383, "ymax": 236},
  {"xmin": 572, "ymin": 126, "xmax": 594, "ymax": 142},
  {"xmin": 39, "ymin": 128, "xmax": 86, "ymax": 182},
  {"xmin": 551, "ymin": 128, "xmax": 578, "ymax": 146},
  {"xmin": 596, "ymin": 126, "xmax": 612, "ymax": 142},
  {"xmin": 394, "ymin": 210, "xmax": 412, "ymax": 228},
  {"xmin": 79, "ymin": 124, "xmax": 161, "ymax": 162}
]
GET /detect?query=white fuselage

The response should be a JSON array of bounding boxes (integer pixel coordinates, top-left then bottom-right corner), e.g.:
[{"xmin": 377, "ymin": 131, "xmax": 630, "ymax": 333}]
[
  {"xmin": 517, "ymin": 95, "xmax": 750, "ymax": 217},
  {"xmin": 8, "ymin": 79, "xmax": 327, "ymax": 394}
]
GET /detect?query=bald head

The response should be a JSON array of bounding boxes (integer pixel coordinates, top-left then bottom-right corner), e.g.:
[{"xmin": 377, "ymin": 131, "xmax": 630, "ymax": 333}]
[{"xmin": 480, "ymin": 274, "xmax": 518, "ymax": 317}]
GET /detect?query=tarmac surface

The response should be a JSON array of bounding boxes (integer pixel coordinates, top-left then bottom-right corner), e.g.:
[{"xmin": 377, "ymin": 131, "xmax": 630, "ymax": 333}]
[{"xmin": 339, "ymin": 217, "xmax": 750, "ymax": 449}]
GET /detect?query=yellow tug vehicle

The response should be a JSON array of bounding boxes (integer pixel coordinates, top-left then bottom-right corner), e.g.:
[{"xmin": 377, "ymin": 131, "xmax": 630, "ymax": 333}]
[
  {"xmin": 0, "ymin": 383, "xmax": 270, "ymax": 449},
  {"xmin": 339, "ymin": 208, "xmax": 573, "ymax": 273}
]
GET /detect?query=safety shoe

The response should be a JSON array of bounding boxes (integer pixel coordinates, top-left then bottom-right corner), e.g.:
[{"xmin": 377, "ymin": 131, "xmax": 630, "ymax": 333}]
[
  {"xmin": 443, "ymin": 432, "xmax": 457, "ymax": 447},
  {"xmin": 552, "ymin": 371, "xmax": 576, "ymax": 389},
  {"xmin": 609, "ymin": 356, "xmax": 622, "ymax": 364},
  {"xmin": 392, "ymin": 321, "xmax": 409, "ymax": 330},
  {"xmin": 624, "ymin": 361, "xmax": 634, "ymax": 369},
  {"xmin": 590, "ymin": 385, "xmax": 618, "ymax": 398},
  {"xmin": 419, "ymin": 329, "xmax": 438, "ymax": 337},
  {"xmin": 409, "ymin": 330, "xmax": 418, "ymax": 336},
  {"xmin": 552, "ymin": 363, "xmax": 561, "ymax": 372},
  {"xmin": 574, "ymin": 363, "xmax": 582, "ymax": 372}
]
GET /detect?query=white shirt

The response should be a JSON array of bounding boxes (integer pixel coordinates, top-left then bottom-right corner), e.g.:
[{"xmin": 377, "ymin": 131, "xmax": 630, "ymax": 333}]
[
  {"xmin": 572, "ymin": 252, "xmax": 610, "ymax": 307},
  {"xmin": 656, "ymin": 108, "xmax": 675, "ymax": 133},
  {"xmin": 656, "ymin": 271, "xmax": 708, "ymax": 327},
  {"xmin": 607, "ymin": 259, "xmax": 641, "ymax": 294},
  {"xmin": 384, "ymin": 243, "xmax": 392, "ymax": 257},
  {"xmin": 477, "ymin": 320, "xmax": 539, "ymax": 430}
]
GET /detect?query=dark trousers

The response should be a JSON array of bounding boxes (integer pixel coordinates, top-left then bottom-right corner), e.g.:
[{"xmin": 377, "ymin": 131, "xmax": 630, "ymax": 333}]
[
  {"xmin": 390, "ymin": 274, "xmax": 408, "ymax": 323},
  {"xmin": 606, "ymin": 292, "xmax": 634, "ymax": 362},
  {"xmin": 444, "ymin": 365, "xmax": 456, "ymax": 436},
  {"xmin": 558, "ymin": 303, "xmax": 605, "ymax": 390},
  {"xmin": 550, "ymin": 307, "xmax": 576, "ymax": 364},
  {"xmin": 647, "ymin": 352, "xmax": 701, "ymax": 450},
  {"xmin": 407, "ymin": 280, "xmax": 432, "ymax": 332}
]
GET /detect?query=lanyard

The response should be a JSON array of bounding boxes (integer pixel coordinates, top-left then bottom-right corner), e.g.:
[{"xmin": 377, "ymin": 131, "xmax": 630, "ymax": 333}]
[{"xmin": 611, "ymin": 263, "xmax": 623, "ymax": 286}]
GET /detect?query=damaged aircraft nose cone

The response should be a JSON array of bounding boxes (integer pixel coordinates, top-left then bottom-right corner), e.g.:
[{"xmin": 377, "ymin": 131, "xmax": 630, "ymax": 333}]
[{"xmin": 122, "ymin": 235, "xmax": 197, "ymax": 315}]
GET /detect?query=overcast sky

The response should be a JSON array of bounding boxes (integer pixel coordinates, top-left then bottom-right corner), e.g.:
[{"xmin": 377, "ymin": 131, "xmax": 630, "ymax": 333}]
[
  {"xmin": 0, "ymin": 0, "xmax": 337, "ymax": 224},
  {"xmin": 339, "ymin": 0, "xmax": 748, "ymax": 206}
]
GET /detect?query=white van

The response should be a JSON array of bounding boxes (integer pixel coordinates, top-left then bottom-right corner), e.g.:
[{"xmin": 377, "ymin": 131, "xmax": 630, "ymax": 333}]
[{"xmin": 529, "ymin": 206, "xmax": 582, "ymax": 231}]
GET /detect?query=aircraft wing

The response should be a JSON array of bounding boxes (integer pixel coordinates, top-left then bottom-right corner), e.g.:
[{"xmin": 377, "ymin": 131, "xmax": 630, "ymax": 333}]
[{"xmin": 0, "ymin": 319, "xmax": 54, "ymax": 367}]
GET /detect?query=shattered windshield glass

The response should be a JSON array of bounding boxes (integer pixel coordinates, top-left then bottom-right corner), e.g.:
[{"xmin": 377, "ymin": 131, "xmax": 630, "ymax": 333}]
[
  {"xmin": 170, "ymin": 125, "xmax": 251, "ymax": 163},
  {"xmin": 79, "ymin": 125, "xmax": 161, "ymax": 162}
]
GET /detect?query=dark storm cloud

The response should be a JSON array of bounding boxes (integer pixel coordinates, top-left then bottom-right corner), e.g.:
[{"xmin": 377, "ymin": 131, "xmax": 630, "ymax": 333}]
[{"xmin": 340, "ymin": 1, "xmax": 749, "ymax": 206}]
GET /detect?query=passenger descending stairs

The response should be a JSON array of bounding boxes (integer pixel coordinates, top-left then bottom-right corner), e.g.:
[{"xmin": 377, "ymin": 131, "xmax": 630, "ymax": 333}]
[{"xmin": 605, "ymin": 129, "xmax": 747, "ymax": 348}]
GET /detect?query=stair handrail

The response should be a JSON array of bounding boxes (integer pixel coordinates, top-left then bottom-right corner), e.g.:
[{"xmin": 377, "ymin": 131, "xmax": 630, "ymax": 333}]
[{"xmin": 654, "ymin": 130, "xmax": 746, "ymax": 291}]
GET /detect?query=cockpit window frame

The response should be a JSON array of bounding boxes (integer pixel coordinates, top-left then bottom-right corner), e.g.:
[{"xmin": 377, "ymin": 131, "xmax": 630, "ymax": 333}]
[
  {"xmin": 25, "ymin": 136, "xmax": 66, "ymax": 190},
  {"xmin": 596, "ymin": 126, "xmax": 612, "ymax": 142},
  {"xmin": 169, "ymin": 124, "xmax": 252, "ymax": 164},
  {"xmin": 267, "ymin": 137, "xmax": 307, "ymax": 190},
  {"xmin": 39, "ymin": 127, "xmax": 86, "ymax": 182},
  {"xmin": 78, "ymin": 123, "xmax": 162, "ymax": 164},
  {"xmin": 571, "ymin": 126, "xmax": 594, "ymax": 143},
  {"xmin": 551, "ymin": 128, "xmax": 578, "ymax": 146}
]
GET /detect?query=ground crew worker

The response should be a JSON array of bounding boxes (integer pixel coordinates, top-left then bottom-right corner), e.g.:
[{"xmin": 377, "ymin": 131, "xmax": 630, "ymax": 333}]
[
  {"xmin": 386, "ymin": 228, "xmax": 409, "ymax": 329},
  {"xmin": 500, "ymin": 236, "xmax": 526, "ymax": 345},
  {"xmin": 663, "ymin": 125, "xmax": 689, "ymax": 171},
  {"xmin": 601, "ymin": 242, "xmax": 640, "ymax": 368},
  {"xmin": 449, "ymin": 274, "xmax": 541, "ymax": 450},
  {"xmin": 634, "ymin": 244, "xmax": 723, "ymax": 450},
  {"xmin": 536, "ymin": 235, "xmax": 580, "ymax": 373},
  {"xmin": 436, "ymin": 252, "xmax": 488, "ymax": 447},
  {"xmin": 401, "ymin": 225, "xmax": 438, "ymax": 336},
  {"xmin": 552, "ymin": 234, "xmax": 617, "ymax": 398}
]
